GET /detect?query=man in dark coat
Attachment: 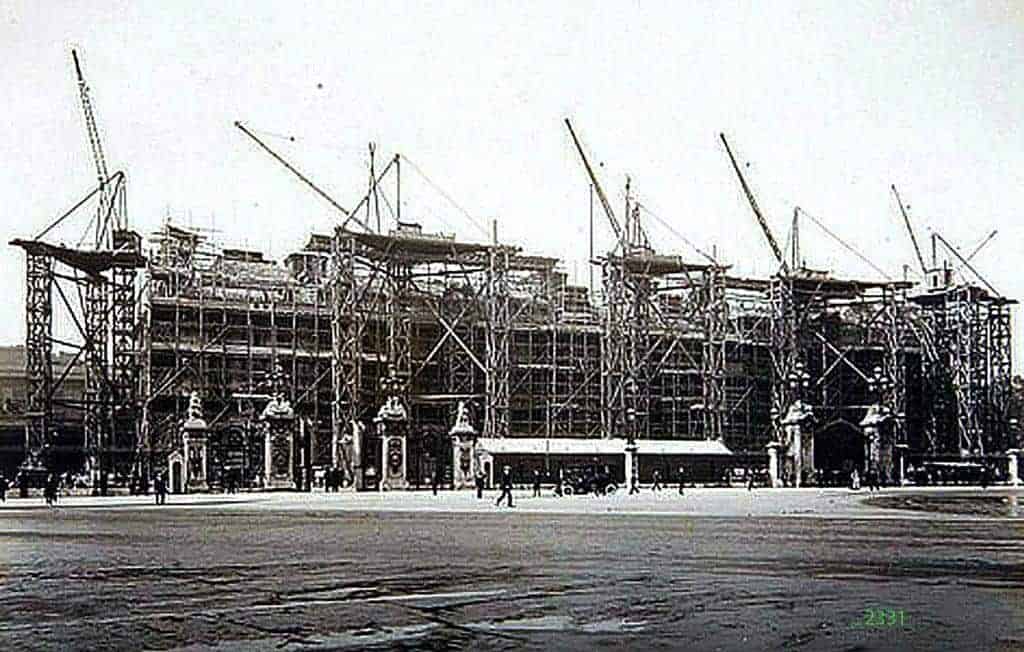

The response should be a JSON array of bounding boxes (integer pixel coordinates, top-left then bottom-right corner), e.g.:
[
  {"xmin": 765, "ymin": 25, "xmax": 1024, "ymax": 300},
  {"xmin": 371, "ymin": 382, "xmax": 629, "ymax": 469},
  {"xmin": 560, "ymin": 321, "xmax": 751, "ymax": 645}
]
[
  {"xmin": 44, "ymin": 473, "xmax": 58, "ymax": 506},
  {"xmin": 531, "ymin": 469, "xmax": 542, "ymax": 497},
  {"xmin": 495, "ymin": 465, "xmax": 514, "ymax": 508},
  {"xmin": 866, "ymin": 467, "xmax": 880, "ymax": 492},
  {"xmin": 677, "ymin": 466, "xmax": 686, "ymax": 495},
  {"xmin": 154, "ymin": 472, "xmax": 167, "ymax": 505},
  {"xmin": 474, "ymin": 469, "xmax": 486, "ymax": 499},
  {"xmin": 746, "ymin": 466, "xmax": 756, "ymax": 491},
  {"xmin": 652, "ymin": 469, "xmax": 663, "ymax": 492},
  {"xmin": 0, "ymin": 473, "xmax": 7, "ymax": 502}
]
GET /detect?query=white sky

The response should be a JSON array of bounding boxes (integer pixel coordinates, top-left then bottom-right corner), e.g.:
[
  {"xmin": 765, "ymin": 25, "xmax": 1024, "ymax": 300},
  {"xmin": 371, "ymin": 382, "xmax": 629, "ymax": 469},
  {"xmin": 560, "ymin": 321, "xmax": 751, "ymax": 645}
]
[{"xmin": 2, "ymin": 1, "xmax": 1023, "ymax": 360}]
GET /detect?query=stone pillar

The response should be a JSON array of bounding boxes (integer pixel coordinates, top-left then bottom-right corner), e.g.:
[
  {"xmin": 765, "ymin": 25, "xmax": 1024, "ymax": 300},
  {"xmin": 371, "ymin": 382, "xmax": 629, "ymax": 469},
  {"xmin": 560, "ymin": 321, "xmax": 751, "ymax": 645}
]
[
  {"xmin": 1007, "ymin": 450, "xmax": 1020, "ymax": 486},
  {"xmin": 449, "ymin": 401, "xmax": 477, "ymax": 490},
  {"xmin": 261, "ymin": 393, "xmax": 296, "ymax": 490},
  {"xmin": 624, "ymin": 441, "xmax": 638, "ymax": 490},
  {"xmin": 350, "ymin": 421, "xmax": 363, "ymax": 489},
  {"xmin": 767, "ymin": 443, "xmax": 782, "ymax": 488},
  {"xmin": 182, "ymin": 391, "xmax": 209, "ymax": 492},
  {"xmin": 375, "ymin": 395, "xmax": 409, "ymax": 491},
  {"xmin": 781, "ymin": 400, "xmax": 813, "ymax": 488},
  {"xmin": 895, "ymin": 443, "xmax": 909, "ymax": 486}
]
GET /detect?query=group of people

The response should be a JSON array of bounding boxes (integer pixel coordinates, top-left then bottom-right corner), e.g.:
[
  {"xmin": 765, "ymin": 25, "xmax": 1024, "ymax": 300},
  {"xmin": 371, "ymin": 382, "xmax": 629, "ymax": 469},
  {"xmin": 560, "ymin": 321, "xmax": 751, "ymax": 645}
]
[
  {"xmin": 648, "ymin": 467, "xmax": 692, "ymax": 494},
  {"xmin": 849, "ymin": 467, "xmax": 882, "ymax": 492},
  {"xmin": 323, "ymin": 467, "xmax": 347, "ymax": 492}
]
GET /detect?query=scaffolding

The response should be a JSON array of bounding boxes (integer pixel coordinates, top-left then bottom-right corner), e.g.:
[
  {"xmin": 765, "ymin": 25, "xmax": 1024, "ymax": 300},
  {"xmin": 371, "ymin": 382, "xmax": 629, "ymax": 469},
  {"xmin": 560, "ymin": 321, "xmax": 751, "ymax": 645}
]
[{"xmin": 140, "ymin": 222, "xmax": 333, "ymax": 486}]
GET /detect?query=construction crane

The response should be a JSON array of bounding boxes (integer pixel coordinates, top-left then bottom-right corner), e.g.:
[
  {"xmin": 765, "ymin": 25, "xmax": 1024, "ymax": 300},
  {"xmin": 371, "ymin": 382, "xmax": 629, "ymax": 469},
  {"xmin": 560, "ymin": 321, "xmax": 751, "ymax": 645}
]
[
  {"xmin": 890, "ymin": 184, "xmax": 928, "ymax": 275},
  {"xmin": 565, "ymin": 118, "xmax": 624, "ymax": 249},
  {"xmin": 934, "ymin": 232, "xmax": 1002, "ymax": 298},
  {"xmin": 719, "ymin": 134, "xmax": 788, "ymax": 274},
  {"xmin": 956, "ymin": 229, "xmax": 998, "ymax": 275},
  {"xmin": 73, "ymin": 49, "xmax": 117, "ymax": 249},
  {"xmin": 234, "ymin": 121, "xmax": 386, "ymax": 235}
]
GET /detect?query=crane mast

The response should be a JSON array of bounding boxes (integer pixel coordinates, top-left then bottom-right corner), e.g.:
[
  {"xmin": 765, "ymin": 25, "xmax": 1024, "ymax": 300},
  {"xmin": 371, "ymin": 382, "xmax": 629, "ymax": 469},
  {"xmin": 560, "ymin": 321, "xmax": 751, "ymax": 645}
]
[
  {"xmin": 72, "ymin": 49, "xmax": 117, "ymax": 249},
  {"xmin": 719, "ymin": 133, "xmax": 788, "ymax": 273},
  {"xmin": 891, "ymin": 184, "xmax": 927, "ymax": 275},
  {"xmin": 565, "ymin": 118, "xmax": 624, "ymax": 248}
]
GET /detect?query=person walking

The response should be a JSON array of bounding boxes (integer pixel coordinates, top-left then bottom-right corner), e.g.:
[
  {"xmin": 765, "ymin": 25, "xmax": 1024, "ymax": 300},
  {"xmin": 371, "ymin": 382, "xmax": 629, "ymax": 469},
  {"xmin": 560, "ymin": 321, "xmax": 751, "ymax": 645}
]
[
  {"xmin": 0, "ymin": 473, "xmax": 7, "ymax": 503},
  {"xmin": 746, "ymin": 466, "xmax": 755, "ymax": 491},
  {"xmin": 677, "ymin": 466, "xmax": 686, "ymax": 496},
  {"xmin": 475, "ymin": 469, "xmax": 486, "ymax": 499},
  {"xmin": 431, "ymin": 468, "xmax": 440, "ymax": 496},
  {"xmin": 495, "ymin": 465, "xmax": 514, "ymax": 508},
  {"xmin": 532, "ymin": 469, "xmax": 542, "ymax": 498},
  {"xmin": 850, "ymin": 468, "xmax": 861, "ymax": 491},
  {"xmin": 555, "ymin": 467, "xmax": 564, "ymax": 497},
  {"xmin": 652, "ymin": 469, "xmax": 663, "ymax": 492},
  {"xmin": 980, "ymin": 464, "xmax": 990, "ymax": 489},
  {"xmin": 154, "ymin": 472, "xmax": 167, "ymax": 505},
  {"xmin": 44, "ymin": 473, "xmax": 58, "ymax": 507}
]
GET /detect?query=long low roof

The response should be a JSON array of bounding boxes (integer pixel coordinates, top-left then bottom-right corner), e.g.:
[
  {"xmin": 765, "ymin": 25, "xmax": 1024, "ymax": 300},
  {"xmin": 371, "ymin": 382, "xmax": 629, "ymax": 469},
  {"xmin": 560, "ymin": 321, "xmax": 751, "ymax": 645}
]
[{"xmin": 477, "ymin": 437, "xmax": 733, "ymax": 456}]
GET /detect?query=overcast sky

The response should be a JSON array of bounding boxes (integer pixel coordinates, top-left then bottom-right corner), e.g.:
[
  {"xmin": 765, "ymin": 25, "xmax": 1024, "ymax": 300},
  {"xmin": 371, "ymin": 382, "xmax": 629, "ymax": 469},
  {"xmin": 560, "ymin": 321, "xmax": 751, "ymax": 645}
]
[{"xmin": 3, "ymin": 1, "xmax": 1023, "ymax": 359}]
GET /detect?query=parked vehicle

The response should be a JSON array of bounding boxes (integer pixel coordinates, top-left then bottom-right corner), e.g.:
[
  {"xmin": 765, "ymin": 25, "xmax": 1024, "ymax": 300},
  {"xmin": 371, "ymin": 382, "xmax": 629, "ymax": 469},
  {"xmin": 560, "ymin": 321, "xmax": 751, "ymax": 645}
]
[{"xmin": 562, "ymin": 467, "xmax": 618, "ymax": 495}]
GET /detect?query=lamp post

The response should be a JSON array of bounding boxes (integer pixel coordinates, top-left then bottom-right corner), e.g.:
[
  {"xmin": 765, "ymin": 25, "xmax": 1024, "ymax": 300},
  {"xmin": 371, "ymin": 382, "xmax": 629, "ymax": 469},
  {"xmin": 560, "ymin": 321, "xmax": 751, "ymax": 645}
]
[{"xmin": 623, "ymin": 376, "xmax": 640, "ymax": 491}]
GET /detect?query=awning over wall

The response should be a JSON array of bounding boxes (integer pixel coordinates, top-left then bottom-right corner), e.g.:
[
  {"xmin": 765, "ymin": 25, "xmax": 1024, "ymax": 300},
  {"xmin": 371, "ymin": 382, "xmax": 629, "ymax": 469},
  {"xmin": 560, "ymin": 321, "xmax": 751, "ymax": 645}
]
[{"xmin": 477, "ymin": 437, "xmax": 733, "ymax": 457}]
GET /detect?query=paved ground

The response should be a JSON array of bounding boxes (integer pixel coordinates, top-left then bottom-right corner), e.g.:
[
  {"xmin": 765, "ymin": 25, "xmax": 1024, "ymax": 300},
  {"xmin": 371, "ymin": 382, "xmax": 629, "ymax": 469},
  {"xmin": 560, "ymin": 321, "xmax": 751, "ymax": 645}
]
[{"xmin": 1, "ymin": 487, "xmax": 1023, "ymax": 651}]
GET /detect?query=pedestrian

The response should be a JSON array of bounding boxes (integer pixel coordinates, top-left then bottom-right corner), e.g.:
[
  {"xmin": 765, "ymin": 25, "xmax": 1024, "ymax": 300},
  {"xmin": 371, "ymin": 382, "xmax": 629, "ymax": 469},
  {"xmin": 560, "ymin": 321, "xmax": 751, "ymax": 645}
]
[
  {"xmin": 0, "ymin": 473, "xmax": 7, "ymax": 503},
  {"xmin": 154, "ymin": 472, "xmax": 167, "ymax": 505},
  {"xmin": 980, "ymin": 464, "xmax": 990, "ymax": 489},
  {"xmin": 44, "ymin": 473, "xmax": 58, "ymax": 506},
  {"xmin": 495, "ymin": 465, "xmax": 514, "ymax": 508},
  {"xmin": 652, "ymin": 469, "xmax": 663, "ymax": 492},
  {"xmin": 555, "ymin": 467, "xmax": 564, "ymax": 497},
  {"xmin": 431, "ymin": 468, "xmax": 440, "ymax": 496},
  {"xmin": 746, "ymin": 466, "xmax": 755, "ymax": 491},
  {"xmin": 870, "ymin": 468, "xmax": 881, "ymax": 492},
  {"xmin": 629, "ymin": 470, "xmax": 640, "ymax": 495},
  {"xmin": 532, "ymin": 469, "xmax": 542, "ymax": 497},
  {"xmin": 475, "ymin": 469, "xmax": 486, "ymax": 499},
  {"xmin": 677, "ymin": 466, "xmax": 686, "ymax": 496},
  {"xmin": 850, "ymin": 468, "xmax": 861, "ymax": 491}
]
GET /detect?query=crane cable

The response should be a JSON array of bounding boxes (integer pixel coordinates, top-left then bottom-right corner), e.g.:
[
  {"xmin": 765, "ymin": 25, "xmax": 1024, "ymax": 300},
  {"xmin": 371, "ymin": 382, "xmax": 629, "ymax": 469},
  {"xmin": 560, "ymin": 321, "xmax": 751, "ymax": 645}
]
[
  {"xmin": 398, "ymin": 154, "xmax": 492, "ymax": 241},
  {"xmin": 796, "ymin": 206, "xmax": 891, "ymax": 280}
]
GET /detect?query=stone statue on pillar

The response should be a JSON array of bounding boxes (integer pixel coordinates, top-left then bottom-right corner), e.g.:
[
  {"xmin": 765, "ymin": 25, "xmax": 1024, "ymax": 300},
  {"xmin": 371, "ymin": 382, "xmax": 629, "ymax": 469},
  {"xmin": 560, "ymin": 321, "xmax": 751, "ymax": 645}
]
[
  {"xmin": 376, "ymin": 367, "xmax": 409, "ymax": 491},
  {"xmin": 776, "ymin": 361, "xmax": 814, "ymax": 487},
  {"xmin": 261, "ymin": 364, "xmax": 296, "ymax": 489},
  {"xmin": 862, "ymin": 365, "xmax": 895, "ymax": 484},
  {"xmin": 781, "ymin": 399, "xmax": 814, "ymax": 488},
  {"xmin": 182, "ymin": 391, "xmax": 210, "ymax": 492},
  {"xmin": 449, "ymin": 401, "xmax": 477, "ymax": 489}
]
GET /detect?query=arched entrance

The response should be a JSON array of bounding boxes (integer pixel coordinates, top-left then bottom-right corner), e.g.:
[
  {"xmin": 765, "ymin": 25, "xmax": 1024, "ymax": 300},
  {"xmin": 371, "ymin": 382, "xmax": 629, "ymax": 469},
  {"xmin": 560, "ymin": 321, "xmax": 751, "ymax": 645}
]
[{"xmin": 814, "ymin": 420, "xmax": 864, "ymax": 485}]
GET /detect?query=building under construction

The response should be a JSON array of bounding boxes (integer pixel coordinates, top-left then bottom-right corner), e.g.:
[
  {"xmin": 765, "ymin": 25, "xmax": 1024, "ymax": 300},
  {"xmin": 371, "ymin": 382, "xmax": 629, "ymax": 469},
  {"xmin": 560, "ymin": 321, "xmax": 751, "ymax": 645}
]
[{"xmin": 6, "ymin": 54, "xmax": 1019, "ymax": 492}]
